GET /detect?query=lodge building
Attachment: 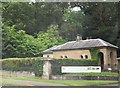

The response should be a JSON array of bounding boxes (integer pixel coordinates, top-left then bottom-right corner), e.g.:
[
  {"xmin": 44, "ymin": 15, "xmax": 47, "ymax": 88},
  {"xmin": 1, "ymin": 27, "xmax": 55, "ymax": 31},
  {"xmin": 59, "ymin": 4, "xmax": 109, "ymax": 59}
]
[{"xmin": 42, "ymin": 36, "xmax": 118, "ymax": 70}]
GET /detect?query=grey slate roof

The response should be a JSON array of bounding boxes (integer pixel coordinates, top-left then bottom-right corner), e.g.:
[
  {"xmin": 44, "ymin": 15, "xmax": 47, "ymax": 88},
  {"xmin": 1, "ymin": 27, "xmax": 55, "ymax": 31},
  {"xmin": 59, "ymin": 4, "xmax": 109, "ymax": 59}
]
[{"xmin": 42, "ymin": 38, "xmax": 118, "ymax": 54}]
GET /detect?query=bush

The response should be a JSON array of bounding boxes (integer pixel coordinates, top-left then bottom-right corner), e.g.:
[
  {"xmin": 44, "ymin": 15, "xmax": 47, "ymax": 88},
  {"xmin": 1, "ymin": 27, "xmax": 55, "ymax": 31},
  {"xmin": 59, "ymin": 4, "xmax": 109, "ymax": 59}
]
[
  {"xmin": 2, "ymin": 57, "xmax": 44, "ymax": 76},
  {"xmin": 51, "ymin": 59, "xmax": 98, "ymax": 75}
]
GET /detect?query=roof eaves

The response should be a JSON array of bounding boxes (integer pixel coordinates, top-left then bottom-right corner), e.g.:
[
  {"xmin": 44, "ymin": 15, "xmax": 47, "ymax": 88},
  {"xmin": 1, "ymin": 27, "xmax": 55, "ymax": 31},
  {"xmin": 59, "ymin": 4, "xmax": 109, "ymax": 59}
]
[{"xmin": 98, "ymin": 38, "xmax": 118, "ymax": 48}]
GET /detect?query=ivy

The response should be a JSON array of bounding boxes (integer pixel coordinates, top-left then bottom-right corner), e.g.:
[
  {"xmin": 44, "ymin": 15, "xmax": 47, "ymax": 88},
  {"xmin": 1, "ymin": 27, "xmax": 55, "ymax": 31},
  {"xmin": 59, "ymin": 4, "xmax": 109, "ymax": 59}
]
[{"xmin": 89, "ymin": 48, "xmax": 100, "ymax": 60}]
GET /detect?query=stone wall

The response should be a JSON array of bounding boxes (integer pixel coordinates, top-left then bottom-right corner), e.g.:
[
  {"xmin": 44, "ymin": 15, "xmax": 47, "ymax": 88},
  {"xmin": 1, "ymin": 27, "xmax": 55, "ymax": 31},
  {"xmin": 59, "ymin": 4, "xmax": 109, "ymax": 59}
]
[{"xmin": 0, "ymin": 70, "xmax": 35, "ymax": 77}]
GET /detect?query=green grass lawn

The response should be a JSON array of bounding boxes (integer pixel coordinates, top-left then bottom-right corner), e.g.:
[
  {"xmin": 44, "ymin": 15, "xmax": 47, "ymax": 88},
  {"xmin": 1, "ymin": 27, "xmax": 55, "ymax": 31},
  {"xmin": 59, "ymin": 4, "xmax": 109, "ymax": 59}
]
[
  {"xmin": 64, "ymin": 72, "xmax": 118, "ymax": 76},
  {"xmin": 1, "ymin": 75, "xmax": 118, "ymax": 86},
  {"xmin": 47, "ymin": 80, "xmax": 118, "ymax": 86}
]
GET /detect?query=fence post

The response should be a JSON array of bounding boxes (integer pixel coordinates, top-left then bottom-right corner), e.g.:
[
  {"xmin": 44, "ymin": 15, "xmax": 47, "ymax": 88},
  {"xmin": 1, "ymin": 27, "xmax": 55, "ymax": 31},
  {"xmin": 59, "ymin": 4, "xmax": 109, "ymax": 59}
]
[{"xmin": 42, "ymin": 59, "xmax": 52, "ymax": 80}]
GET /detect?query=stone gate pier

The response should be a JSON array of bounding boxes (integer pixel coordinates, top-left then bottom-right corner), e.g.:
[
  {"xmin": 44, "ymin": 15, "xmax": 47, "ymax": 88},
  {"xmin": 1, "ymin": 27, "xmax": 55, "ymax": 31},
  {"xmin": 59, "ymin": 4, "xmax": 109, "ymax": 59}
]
[{"xmin": 42, "ymin": 58, "xmax": 52, "ymax": 80}]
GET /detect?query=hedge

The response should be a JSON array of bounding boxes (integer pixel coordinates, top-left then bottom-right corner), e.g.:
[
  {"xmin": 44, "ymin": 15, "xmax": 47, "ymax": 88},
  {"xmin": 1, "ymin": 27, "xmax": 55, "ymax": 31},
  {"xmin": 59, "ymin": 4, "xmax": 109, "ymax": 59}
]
[
  {"xmin": 51, "ymin": 59, "xmax": 98, "ymax": 75},
  {"xmin": 2, "ymin": 57, "xmax": 44, "ymax": 76},
  {"xmin": 2, "ymin": 58, "xmax": 98, "ymax": 76}
]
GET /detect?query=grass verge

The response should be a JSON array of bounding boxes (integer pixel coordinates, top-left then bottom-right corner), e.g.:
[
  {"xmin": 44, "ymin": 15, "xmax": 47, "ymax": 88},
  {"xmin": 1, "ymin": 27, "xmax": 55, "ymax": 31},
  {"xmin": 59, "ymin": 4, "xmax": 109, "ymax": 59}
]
[
  {"xmin": 1, "ymin": 75, "xmax": 118, "ymax": 86},
  {"xmin": 64, "ymin": 72, "xmax": 118, "ymax": 76}
]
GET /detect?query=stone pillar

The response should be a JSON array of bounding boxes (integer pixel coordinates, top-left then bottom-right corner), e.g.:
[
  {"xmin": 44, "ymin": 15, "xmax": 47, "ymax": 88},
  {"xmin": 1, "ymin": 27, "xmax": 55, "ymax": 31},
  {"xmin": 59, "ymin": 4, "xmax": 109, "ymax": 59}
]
[
  {"xmin": 117, "ymin": 58, "xmax": 120, "ymax": 87},
  {"xmin": 117, "ymin": 58, "xmax": 120, "ymax": 88},
  {"xmin": 42, "ymin": 59, "xmax": 52, "ymax": 80}
]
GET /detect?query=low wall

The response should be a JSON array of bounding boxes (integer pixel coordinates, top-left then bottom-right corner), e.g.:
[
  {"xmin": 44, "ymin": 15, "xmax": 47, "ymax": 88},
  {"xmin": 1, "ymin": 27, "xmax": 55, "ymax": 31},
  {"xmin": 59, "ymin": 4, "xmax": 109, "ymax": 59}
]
[
  {"xmin": 51, "ymin": 75, "xmax": 118, "ymax": 80},
  {"xmin": 0, "ymin": 70, "xmax": 35, "ymax": 77}
]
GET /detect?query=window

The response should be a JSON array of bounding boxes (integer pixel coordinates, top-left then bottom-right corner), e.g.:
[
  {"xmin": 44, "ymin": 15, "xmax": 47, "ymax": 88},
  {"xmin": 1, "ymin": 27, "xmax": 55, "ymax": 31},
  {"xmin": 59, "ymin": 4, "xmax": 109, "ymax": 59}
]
[
  {"xmin": 85, "ymin": 55, "xmax": 88, "ymax": 59},
  {"xmin": 65, "ymin": 56, "xmax": 68, "ymax": 58},
  {"xmin": 110, "ymin": 52, "xmax": 113, "ymax": 59},
  {"xmin": 47, "ymin": 55, "xmax": 49, "ymax": 58},
  {"xmin": 80, "ymin": 55, "xmax": 83, "ymax": 59},
  {"xmin": 61, "ymin": 56, "xmax": 63, "ymax": 58}
]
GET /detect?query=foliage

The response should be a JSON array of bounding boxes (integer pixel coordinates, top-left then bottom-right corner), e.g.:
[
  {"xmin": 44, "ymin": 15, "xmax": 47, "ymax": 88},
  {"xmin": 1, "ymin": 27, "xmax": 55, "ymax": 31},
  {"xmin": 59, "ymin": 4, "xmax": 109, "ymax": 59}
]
[
  {"xmin": 89, "ymin": 48, "xmax": 100, "ymax": 60},
  {"xmin": 37, "ymin": 25, "xmax": 66, "ymax": 49},
  {"xmin": 2, "ymin": 25, "xmax": 44, "ymax": 58},
  {"xmin": 2, "ymin": 24, "xmax": 66, "ymax": 58},
  {"xmin": 80, "ymin": 2, "xmax": 118, "ymax": 43},
  {"xmin": 2, "ymin": 2, "xmax": 36, "ymax": 34},
  {"xmin": 60, "ymin": 7, "xmax": 84, "ymax": 41},
  {"xmin": 51, "ymin": 59, "xmax": 98, "ymax": 75},
  {"xmin": 2, "ymin": 2, "xmax": 68, "ymax": 35},
  {"xmin": 2, "ymin": 57, "xmax": 44, "ymax": 76}
]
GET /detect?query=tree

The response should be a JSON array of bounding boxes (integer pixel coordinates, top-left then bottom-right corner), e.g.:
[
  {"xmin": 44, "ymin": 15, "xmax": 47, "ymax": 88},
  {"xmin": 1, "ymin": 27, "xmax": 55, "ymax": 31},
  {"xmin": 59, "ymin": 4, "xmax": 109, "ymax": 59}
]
[
  {"xmin": 37, "ymin": 25, "xmax": 66, "ymax": 49},
  {"xmin": 60, "ymin": 7, "xmax": 84, "ymax": 41},
  {"xmin": 2, "ymin": 25, "xmax": 44, "ymax": 58},
  {"xmin": 2, "ymin": 2, "xmax": 69, "ymax": 35},
  {"xmin": 2, "ymin": 24, "xmax": 66, "ymax": 58},
  {"xmin": 2, "ymin": 2, "xmax": 36, "ymax": 35},
  {"xmin": 79, "ymin": 3, "xmax": 118, "ymax": 42}
]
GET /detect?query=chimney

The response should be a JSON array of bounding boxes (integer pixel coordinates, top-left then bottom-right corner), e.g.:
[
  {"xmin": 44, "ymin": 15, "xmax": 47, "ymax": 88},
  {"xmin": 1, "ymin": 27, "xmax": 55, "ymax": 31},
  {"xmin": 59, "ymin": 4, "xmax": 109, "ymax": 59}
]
[{"xmin": 76, "ymin": 34, "xmax": 82, "ymax": 41}]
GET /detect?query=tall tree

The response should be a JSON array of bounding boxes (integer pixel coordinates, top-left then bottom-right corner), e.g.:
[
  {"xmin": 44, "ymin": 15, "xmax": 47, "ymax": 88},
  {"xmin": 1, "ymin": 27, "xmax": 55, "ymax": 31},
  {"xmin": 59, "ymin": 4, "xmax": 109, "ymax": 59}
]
[
  {"xmin": 60, "ymin": 7, "xmax": 84, "ymax": 41},
  {"xmin": 33, "ymin": 2, "xmax": 69, "ymax": 33},
  {"xmin": 2, "ymin": 2, "xmax": 36, "ymax": 35},
  {"xmin": 37, "ymin": 25, "xmax": 66, "ymax": 49},
  {"xmin": 2, "ymin": 25, "xmax": 43, "ymax": 58},
  {"xmin": 2, "ymin": 2, "xmax": 69, "ymax": 35}
]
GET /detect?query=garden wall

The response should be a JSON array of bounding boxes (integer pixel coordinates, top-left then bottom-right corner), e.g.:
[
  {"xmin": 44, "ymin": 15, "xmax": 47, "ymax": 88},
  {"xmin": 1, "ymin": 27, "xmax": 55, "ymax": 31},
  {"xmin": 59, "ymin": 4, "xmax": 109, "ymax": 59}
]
[{"xmin": 0, "ymin": 70, "xmax": 35, "ymax": 77}]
